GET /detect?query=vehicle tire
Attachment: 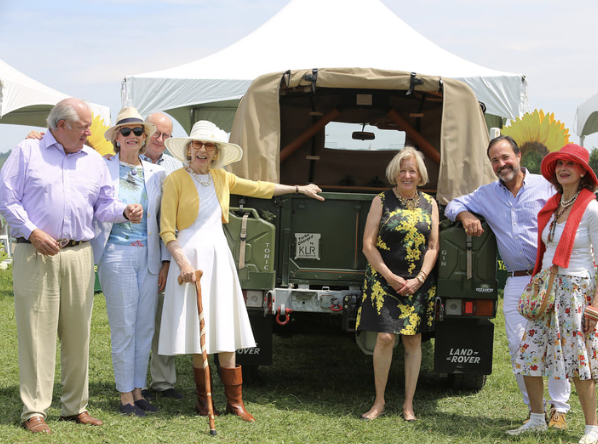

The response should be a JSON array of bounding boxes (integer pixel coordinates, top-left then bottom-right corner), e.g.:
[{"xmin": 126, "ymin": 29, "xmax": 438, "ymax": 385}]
[{"xmin": 447, "ymin": 373, "xmax": 487, "ymax": 392}]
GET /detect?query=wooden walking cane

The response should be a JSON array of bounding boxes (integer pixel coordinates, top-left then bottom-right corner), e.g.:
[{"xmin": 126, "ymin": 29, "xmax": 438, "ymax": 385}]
[{"xmin": 179, "ymin": 270, "xmax": 216, "ymax": 436}]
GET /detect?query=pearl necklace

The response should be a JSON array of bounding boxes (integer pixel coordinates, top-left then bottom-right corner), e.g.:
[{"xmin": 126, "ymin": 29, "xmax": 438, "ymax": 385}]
[
  {"xmin": 548, "ymin": 191, "xmax": 580, "ymax": 243},
  {"xmin": 185, "ymin": 166, "xmax": 212, "ymax": 186},
  {"xmin": 394, "ymin": 188, "xmax": 420, "ymax": 211},
  {"xmin": 560, "ymin": 190, "xmax": 580, "ymax": 207}
]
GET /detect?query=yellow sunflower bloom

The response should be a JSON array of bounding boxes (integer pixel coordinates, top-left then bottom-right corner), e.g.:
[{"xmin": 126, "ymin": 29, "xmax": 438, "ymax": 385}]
[
  {"xmin": 86, "ymin": 113, "xmax": 114, "ymax": 156},
  {"xmin": 501, "ymin": 110, "xmax": 570, "ymax": 174}
]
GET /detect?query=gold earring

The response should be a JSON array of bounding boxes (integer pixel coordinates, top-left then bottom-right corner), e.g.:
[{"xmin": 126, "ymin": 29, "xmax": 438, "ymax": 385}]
[{"xmin": 213, "ymin": 155, "xmax": 218, "ymax": 160}]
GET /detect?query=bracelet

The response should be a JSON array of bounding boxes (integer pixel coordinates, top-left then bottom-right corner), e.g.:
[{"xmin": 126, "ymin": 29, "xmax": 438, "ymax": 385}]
[
  {"xmin": 295, "ymin": 185, "xmax": 299, "ymax": 194},
  {"xmin": 419, "ymin": 270, "xmax": 427, "ymax": 278},
  {"xmin": 584, "ymin": 305, "xmax": 598, "ymax": 322},
  {"xmin": 416, "ymin": 274, "xmax": 425, "ymax": 284}
]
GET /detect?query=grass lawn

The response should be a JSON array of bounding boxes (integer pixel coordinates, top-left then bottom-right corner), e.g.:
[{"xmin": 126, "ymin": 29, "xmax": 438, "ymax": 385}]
[{"xmin": 0, "ymin": 267, "xmax": 587, "ymax": 443}]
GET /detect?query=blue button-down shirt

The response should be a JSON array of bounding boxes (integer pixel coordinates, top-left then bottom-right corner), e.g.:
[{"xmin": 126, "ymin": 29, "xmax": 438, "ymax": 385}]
[
  {"xmin": 0, "ymin": 132, "xmax": 127, "ymax": 241},
  {"xmin": 444, "ymin": 169, "xmax": 555, "ymax": 272},
  {"xmin": 140, "ymin": 152, "xmax": 182, "ymax": 176}
]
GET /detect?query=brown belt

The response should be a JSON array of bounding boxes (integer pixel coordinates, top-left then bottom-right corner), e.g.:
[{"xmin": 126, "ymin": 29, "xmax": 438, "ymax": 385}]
[
  {"xmin": 510, "ymin": 269, "xmax": 533, "ymax": 277},
  {"xmin": 16, "ymin": 238, "xmax": 86, "ymax": 248}
]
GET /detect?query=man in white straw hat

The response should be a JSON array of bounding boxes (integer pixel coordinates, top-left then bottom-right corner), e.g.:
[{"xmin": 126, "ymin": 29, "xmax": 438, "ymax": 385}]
[
  {"xmin": 159, "ymin": 120, "xmax": 324, "ymax": 422},
  {"xmin": 0, "ymin": 98, "xmax": 143, "ymax": 434}
]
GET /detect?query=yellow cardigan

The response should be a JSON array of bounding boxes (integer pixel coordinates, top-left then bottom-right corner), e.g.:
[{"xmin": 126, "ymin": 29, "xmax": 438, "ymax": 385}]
[{"xmin": 160, "ymin": 168, "xmax": 275, "ymax": 245}]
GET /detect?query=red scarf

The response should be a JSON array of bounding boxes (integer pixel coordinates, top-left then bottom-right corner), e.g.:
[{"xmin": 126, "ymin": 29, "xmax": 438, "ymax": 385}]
[{"xmin": 532, "ymin": 188, "xmax": 596, "ymax": 276}]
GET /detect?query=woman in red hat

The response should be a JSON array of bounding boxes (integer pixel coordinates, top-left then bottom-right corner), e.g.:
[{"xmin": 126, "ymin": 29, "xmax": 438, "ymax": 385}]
[{"xmin": 506, "ymin": 144, "xmax": 598, "ymax": 444}]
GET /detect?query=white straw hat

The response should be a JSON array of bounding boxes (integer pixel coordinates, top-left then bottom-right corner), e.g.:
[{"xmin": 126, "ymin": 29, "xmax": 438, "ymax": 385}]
[
  {"xmin": 104, "ymin": 107, "xmax": 156, "ymax": 141},
  {"xmin": 165, "ymin": 120, "xmax": 243, "ymax": 169}
]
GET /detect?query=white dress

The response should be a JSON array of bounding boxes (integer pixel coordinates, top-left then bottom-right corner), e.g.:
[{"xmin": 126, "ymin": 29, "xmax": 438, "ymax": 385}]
[{"xmin": 158, "ymin": 172, "xmax": 256, "ymax": 355}]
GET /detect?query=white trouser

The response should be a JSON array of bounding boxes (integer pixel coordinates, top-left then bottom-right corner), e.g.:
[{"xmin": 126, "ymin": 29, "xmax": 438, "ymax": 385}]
[
  {"xmin": 504, "ymin": 275, "xmax": 570, "ymax": 413},
  {"xmin": 98, "ymin": 243, "xmax": 159, "ymax": 393}
]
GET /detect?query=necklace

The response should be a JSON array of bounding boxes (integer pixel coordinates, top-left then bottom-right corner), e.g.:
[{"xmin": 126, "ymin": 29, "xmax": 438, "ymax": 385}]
[
  {"xmin": 548, "ymin": 191, "xmax": 580, "ymax": 243},
  {"xmin": 394, "ymin": 188, "xmax": 420, "ymax": 211},
  {"xmin": 185, "ymin": 166, "xmax": 212, "ymax": 186},
  {"xmin": 560, "ymin": 190, "xmax": 580, "ymax": 207}
]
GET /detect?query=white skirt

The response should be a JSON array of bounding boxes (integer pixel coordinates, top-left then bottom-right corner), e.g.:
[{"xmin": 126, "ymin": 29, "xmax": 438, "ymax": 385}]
[{"xmin": 158, "ymin": 173, "xmax": 256, "ymax": 355}]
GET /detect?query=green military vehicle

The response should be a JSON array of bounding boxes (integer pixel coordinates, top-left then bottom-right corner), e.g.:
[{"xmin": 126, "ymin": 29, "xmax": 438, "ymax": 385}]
[{"xmin": 224, "ymin": 68, "xmax": 499, "ymax": 390}]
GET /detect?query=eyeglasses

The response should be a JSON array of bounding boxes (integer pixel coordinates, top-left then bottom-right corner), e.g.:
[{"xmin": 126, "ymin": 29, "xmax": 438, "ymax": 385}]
[
  {"xmin": 119, "ymin": 127, "xmax": 145, "ymax": 137},
  {"xmin": 152, "ymin": 131, "xmax": 172, "ymax": 140},
  {"xmin": 191, "ymin": 141, "xmax": 216, "ymax": 151}
]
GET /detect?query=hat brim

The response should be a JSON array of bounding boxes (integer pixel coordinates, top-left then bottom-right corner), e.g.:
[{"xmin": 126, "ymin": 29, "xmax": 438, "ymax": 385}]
[
  {"xmin": 104, "ymin": 121, "xmax": 156, "ymax": 142},
  {"xmin": 165, "ymin": 137, "xmax": 243, "ymax": 169},
  {"xmin": 541, "ymin": 151, "xmax": 598, "ymax": 186}
]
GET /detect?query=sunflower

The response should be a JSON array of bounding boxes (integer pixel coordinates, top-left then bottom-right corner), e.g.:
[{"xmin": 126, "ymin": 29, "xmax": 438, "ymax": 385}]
[
  {"xmin": 86, "ymin": 113, "xmax": 114, "ymax": 156},
  {"xmin": 501, "ymin": 110, "xmax": 570, "ymax": 174}
]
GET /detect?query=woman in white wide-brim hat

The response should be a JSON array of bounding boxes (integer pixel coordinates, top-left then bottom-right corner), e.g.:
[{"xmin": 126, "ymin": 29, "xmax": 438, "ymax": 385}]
[
  {"xmin": 159, "ymin": 120, "xmax": 324, "ymax": 422},
  {"xmin": 91, "ymin": 107, "xmax": 168, "ymax": 417}
]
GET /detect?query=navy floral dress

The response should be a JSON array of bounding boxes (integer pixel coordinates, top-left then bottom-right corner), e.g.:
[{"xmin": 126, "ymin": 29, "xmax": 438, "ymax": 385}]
[{"xmin": 356, "ymin": 189, "xmax": 436, "ymax": 336}]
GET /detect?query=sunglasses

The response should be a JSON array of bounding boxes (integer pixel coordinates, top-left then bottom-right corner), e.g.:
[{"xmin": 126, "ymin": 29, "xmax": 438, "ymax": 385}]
[
  {"xmin": 119, "ymin": 127, "xmax": 145, "ymax": 137},
  {"xmin": 191, "ymin": 141, "xmax": 217, "ymax": 151}
]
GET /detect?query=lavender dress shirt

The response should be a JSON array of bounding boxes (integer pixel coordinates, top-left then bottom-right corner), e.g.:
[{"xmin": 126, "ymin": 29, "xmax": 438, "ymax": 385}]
[{"xmin": 0, "ymin": 131, "xmax": 127, "ymax": 241}]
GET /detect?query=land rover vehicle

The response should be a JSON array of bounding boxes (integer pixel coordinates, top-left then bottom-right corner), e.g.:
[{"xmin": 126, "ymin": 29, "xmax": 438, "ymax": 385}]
[{"xmin": 223, "ymin": 68, "xmax": 499, "ymax": 390}]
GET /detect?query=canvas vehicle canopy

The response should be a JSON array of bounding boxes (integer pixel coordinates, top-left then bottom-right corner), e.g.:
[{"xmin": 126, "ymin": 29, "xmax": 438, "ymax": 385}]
[{"xmin": 229, "ymin": 68, "xmax": 495, "ymax": 205}]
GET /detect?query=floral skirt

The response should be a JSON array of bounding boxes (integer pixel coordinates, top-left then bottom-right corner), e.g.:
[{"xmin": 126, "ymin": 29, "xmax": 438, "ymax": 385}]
[{"xmin": 514, "ymin": 274, "xmax": 598, "ymax": 380}]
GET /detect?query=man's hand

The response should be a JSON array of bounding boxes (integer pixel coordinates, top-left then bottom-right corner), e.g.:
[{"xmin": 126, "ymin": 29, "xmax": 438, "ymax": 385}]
[
  {"xmin": 25, "ymin": 130, "xmax": 44, "ymax": 140},
  {"xmin": 456, "ymin": 211, "xmax": 484, "ymax": 237},
  {"xmin": 29, "ymin": 229, "xmax": 60, "ymax": 256},
  {"xmin": 158, "ymin": 261, "xmax": 170, "ymax": 292},
  {"xmin": 124, "ymin": 204, "xmax": 143, "ymax": 223}
]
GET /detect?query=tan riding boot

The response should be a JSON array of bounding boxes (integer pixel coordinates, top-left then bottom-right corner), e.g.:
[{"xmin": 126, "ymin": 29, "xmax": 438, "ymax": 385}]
[
  {"xmin": 220, "ymin": 365, "xmax": 255, "ymax": 422},
  {"xmin": 193, "ymin": 366, "xmax": 219, "ymax": 417}
]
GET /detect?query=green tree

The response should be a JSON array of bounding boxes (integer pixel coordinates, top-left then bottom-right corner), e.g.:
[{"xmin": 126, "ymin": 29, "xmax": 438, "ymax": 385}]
[{"xmin": 590, "ymin": 148, "xmax": 598, "ymax": 178}]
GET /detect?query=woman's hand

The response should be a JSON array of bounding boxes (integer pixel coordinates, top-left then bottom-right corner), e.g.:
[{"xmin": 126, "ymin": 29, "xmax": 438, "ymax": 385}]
[
  {"xmin": 385, "ymin": 273, "xmax": 406, "ymax": 293},
  {"xmin": 298, "ymin": 183, "xmax": 325, "ymax": 201},
  {"xmin": 398, "ymin": 278, "xmax": 422, "ymax": 297},
  {"xmin": 583, "ymin": 305, "xmax": 598, "ymax": 333},
  {"xmin": 179, "ymin": 262, "xmax": 197, "ymax": 283}
]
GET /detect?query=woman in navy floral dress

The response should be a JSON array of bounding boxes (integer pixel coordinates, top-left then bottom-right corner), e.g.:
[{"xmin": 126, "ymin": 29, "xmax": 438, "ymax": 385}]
[{"xmin": 357, "ymin": 147, "xmax": 439, "ymax": 422}]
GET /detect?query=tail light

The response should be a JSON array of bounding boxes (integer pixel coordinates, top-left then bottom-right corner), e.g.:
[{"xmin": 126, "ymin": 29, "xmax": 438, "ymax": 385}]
[{"xmin": 445, "ymin": 298, "xmax": 495, "ymax": 317}]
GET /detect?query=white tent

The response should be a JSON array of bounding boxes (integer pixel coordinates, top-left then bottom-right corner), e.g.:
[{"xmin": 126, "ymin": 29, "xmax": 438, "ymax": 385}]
[
  {"xmin": 0, "ymin": 58, "xmax": 110, "ymax": 127},
  {"xmin": 575, "ymin": 91, "xmax": 598, "ymax": 146},
  {"xmin": 122, "ymin": 0, "xmax": 527, "ymax": 133}
]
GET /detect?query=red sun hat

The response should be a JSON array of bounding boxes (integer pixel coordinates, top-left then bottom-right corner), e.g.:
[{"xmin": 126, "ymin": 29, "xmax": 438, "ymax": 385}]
[{"xmin": 541, "ymin": 143, "xmax": 598, "ymax": 187}]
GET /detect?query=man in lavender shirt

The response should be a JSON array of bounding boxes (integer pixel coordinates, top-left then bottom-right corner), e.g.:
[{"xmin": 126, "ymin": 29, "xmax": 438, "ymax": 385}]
[{"xmin": 0, "ymin": 98, "xmax": 142, "ymax": 434}]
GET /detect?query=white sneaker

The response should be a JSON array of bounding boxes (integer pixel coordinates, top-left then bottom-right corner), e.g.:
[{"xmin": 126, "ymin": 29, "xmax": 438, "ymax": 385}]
[
  {"xmin": 580, "ymin": 435, "xmax": 598, "ymax": 444},
  {"xmin": 506, "ymin": 421, "xmax": 548, "ymax": 436}
]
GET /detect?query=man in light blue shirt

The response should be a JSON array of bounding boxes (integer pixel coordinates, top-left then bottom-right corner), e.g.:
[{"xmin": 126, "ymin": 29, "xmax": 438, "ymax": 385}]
[
  {"xmin": 139, "ymin": 112, "xmax": 184, "ymax": 400},
  {"xmin": 445, "ymin": 135, "xmax": 570, "ymax": 428}
]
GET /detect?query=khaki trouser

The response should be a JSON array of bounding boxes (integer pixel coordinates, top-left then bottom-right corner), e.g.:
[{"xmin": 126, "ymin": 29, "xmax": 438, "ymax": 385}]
[
  {"xmin": 149, "ymin": 290, "xmax": 177, "ymax": 391},
  {"xmin": 13, "ymin": 243, "xmax": 95, "ymax": 421}
]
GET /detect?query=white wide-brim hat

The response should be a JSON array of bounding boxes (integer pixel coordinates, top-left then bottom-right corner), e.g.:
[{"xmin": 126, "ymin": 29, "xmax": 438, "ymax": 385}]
[
  {"xmin": 104, "ymin": 107, "xmax": 156, "ymax": 141},
  {"xmin": 165, "ymin": 120, "xmax": 243, "ymax": 169}
]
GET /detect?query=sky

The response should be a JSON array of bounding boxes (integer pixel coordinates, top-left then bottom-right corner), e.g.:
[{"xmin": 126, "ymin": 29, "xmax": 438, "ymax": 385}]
[{"xmin": 1, "ymin": 0, "xmax": 598, "ymax": 153}]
